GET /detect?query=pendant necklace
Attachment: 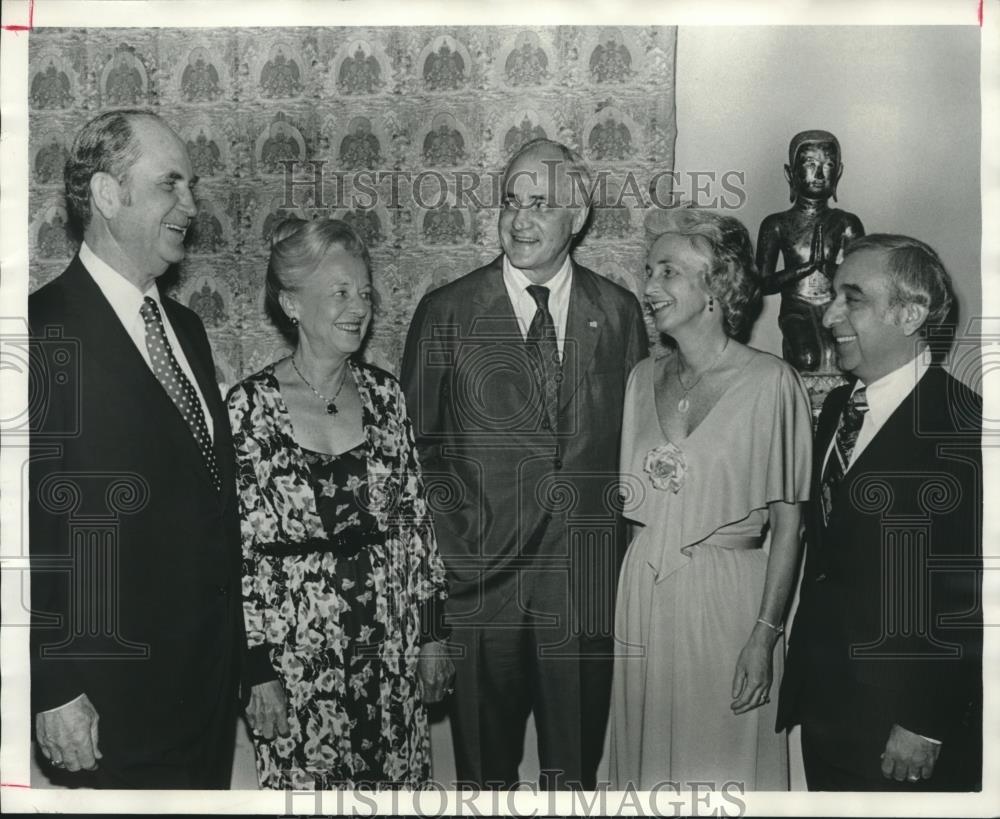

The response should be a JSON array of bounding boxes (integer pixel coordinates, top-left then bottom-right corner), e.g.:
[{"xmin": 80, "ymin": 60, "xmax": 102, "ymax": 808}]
[
  {"xmin": 676, "ymin": 339, "xmax": 729, "ymax": 414},
  {"xmin": 291, "ymin": 356, "xmax": 349, "ymax": 415}
]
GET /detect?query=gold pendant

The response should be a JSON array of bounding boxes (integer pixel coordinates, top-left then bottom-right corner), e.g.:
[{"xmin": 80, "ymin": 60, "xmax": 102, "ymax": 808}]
[{"xmin": 677, "ymin": 396, "xmax": 690, "ymax": 414}]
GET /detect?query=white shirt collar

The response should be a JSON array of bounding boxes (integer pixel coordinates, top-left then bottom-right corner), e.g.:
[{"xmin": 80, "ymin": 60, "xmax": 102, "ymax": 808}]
[
  {"xmin": 79, "ymin": 241, "xmax": 160, "ymax": 321},
  {"xmin": 853, "ymin": 351, "xmax": 931, "ymax": 429},
  {"xmin": 500, "ymin": 254, "xmax": 574, "ymax": 356},
  {"xmin": 77, "ymin": 242, "xmax": 215, "ymax": 438},
  {"xmin": 502, "ymin": 253, "xmax": 573, "ymax": 301}
]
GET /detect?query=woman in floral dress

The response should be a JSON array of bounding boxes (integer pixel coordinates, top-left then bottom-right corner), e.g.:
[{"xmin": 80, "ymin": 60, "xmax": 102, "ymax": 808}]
[
  {"xmin": 608, "ymin": 209, "xmax": 812, "ymax": 790},
  {"xmin": 228, "ymin": 218, "xmax": 451, "ymax": 789}
]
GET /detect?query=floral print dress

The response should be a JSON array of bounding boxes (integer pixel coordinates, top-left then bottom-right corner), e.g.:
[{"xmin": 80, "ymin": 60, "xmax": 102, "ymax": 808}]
[{"xmin": 227, "ymin": 361, "xmax": 448, "ymax": 790}]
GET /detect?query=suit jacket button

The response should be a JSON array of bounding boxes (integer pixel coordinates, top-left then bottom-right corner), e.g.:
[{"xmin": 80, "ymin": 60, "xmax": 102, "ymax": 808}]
[
  {"xmin": 541, "ymin": 418, "xmax": 550, "ymax": 430},
  {"xmin": 553, "ymin": 457, "xmax": 563, "ymax": 470},
  {"xmin": 217, "ymin": 585, "xmax": 228, "ymax": 596},
  {"xmin": 815, "ymin": 572, "xmax": 827, "ymax": 582}
]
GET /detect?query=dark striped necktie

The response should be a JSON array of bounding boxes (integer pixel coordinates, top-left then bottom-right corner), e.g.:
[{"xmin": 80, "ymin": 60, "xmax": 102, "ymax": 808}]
[
  {"xmin": 820, "ymin": 386, "xmax": 868, "ymax": 525},
  {"xmin": 140, "ymin": 297, "xmax": 221, "ymax": 491},
  {"xmin": 525, "ymin": 284, "xmax": 560, "ymax": 431}
]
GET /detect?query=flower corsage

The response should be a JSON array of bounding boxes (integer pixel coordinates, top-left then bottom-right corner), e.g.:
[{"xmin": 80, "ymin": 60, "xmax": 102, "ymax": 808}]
[{"xmin": 643, "ymin": 441, "xmax": 687, "ymax": 493}]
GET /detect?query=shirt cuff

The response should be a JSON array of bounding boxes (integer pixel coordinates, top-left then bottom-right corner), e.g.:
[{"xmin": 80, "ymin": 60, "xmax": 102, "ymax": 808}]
[
  {"xmin": 919, "ymin": 734, "xmax": 942, "ymax": 745},
  {"xmin": 243, "ymin": 644, "xmax": 279, "ymax": 688}
]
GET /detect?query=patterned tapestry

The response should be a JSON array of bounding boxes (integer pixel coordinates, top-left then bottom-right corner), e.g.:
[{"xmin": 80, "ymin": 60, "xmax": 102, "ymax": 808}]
[{"xmin": 27, "ymin": 27, "xmax": 677, "ymax": 391}]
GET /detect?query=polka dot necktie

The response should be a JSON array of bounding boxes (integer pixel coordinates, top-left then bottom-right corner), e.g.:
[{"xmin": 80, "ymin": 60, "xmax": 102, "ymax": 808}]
[
  {"xmin": 140, "ymin": 297, "xmax": 221, "ymax": 491},
  {"xmin": 526, "ymin": 284, "xmax": 561, "ymax": 431},
  {"xmin": 820, "ymin": 386, "xmax": 868, "ymax": 526}
]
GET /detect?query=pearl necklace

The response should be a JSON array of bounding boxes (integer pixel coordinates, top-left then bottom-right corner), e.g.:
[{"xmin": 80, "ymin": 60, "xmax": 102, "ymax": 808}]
[
  {"xmin": 675, "ymin": 339, "xmax": 729, "ymax": 414},
  {"xmin": 291, "ymin": 356, "xmax": 349, "ymax": 415}
]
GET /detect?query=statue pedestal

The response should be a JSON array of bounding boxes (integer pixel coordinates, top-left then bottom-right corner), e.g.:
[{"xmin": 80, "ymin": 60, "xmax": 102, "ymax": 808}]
[{"xmin": 800, "ymin": 371, "xmax": 848, "ymax": 426}]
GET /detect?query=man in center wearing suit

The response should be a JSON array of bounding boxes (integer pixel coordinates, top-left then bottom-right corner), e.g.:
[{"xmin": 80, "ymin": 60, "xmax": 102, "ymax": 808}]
[
  {"xmin": 777, "ymin": 234, "xmax": 982, "ymax": 790},
  {"xmin": 401, "ymin": 139, "xmax": 647, "ymax": 788},
  {"xmin": 29, "ymin": 110, "xmax": 244, "ymax": 788}
]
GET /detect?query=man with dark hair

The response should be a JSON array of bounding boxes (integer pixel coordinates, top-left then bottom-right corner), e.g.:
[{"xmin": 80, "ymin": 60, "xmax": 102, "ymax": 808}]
[
  {"xmin": 401, "ymin": 138, "xmax": 647, "ymax": 788},
  {"xmin": 29, "ymin": 109, "xmax": 244, "ymax": 788},
  {"xmin": 778, "ymin": 233, "xmax": 982, "ymax": 790}
]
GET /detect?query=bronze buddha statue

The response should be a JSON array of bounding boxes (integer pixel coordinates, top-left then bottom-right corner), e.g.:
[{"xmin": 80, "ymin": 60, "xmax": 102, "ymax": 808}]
[{"xmin": 757, "ymin": 130, "xmax": 865, "ymax": 372}]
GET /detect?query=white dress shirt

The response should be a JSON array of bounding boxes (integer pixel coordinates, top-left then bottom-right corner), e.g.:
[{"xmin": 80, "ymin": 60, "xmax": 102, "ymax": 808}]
[
  {"xmin": 79, "ymin": 242, "xmax": 214, "ymax": 439},
  {"xmin": 822, "ymin": 352, "xmax": 931, "ymax": 475},
  {"xmin": 502, "ymin": 254, "xmax": 573, "ymax": 359}
]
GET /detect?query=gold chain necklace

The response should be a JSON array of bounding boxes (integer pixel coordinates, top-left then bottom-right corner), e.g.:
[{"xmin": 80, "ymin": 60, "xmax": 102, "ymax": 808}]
[
  {"xmin": 291, "ymin": 356, "xmax": 349, "ymax": 415},
  {"xmin": 675, "ymin": 339, "xmax": 729, "ymax": 414}
]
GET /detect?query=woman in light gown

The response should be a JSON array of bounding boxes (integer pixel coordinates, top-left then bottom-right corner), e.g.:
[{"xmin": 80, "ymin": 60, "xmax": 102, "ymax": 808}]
[{"xmin": 608, "ymin": 209, "xmax": 813, "ymax": 790}]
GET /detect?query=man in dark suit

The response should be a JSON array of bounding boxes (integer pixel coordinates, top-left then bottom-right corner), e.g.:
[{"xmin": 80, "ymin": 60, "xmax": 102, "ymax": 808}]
[
  {"xmin": 778, "ymin": 234, "xmax": 982, "ymax": 790},
  {"xmin": 29, "ymin": 110, "xmax": 244, "ymax": 788},
  {"xmin": 401, "ymin": 139, "xmax": 647, "ymax": 788}
]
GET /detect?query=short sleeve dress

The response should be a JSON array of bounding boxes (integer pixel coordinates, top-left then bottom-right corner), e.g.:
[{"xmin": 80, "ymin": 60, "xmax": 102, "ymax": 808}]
[{"xmin": 608, "ymin": 348, "xmax": 812, "ymax": 791}]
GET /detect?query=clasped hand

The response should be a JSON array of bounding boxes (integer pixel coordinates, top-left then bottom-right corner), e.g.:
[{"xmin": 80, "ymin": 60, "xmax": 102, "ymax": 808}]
[
  {"xmin": 418, "ymin": 640, "xmax": 456, "ymax": 704},
  {"xmin": 35, "ymin": 694, "xmax": 102, "ymax": 772},
  {"xmin": 881, "ymin": 724, "xmax": 940, "ymax": 783},
  {"xmin": 246, "ymin": 679, "xmax": 291, "ymax": 740}
]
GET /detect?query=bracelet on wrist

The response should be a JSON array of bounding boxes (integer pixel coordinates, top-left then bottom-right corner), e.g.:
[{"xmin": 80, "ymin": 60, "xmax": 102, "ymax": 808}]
[{"xmin": 756, "ymin": 616, "xmax": 784, "ymax": 635}]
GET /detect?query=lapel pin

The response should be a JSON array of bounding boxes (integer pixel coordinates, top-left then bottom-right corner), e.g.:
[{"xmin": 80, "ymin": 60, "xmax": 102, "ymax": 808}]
[{"xmin": 588, "ymin": 320, "xmax": 598, "ymax": 328}]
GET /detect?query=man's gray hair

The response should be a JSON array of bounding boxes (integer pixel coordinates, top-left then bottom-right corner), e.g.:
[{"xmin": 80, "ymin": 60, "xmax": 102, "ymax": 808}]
[
  {"xmin": 844, "ymin": 233, "xmax": 955, "ymax": 328},
  {"xmin": 503, "ymin": 138, "xmax": 594, "ymax": 208},
  {"xmin": 64, "ymin": 109, "xmax": 162, "ymax": 232}
]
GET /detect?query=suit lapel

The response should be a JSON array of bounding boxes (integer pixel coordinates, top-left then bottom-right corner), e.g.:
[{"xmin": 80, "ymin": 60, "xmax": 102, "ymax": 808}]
[
  {"xmin": 470, "ymin": 258, "xmax": 535, "ymax": 407},
  {"xmin": 62, "ymin": 257, "xmax": 154, "ymax": 387},
  {"xmin": 469, "ymin": 257, "xmax": 521, "ymax": 334},
  {"xmin": 467, "ymin": 257, "xmax": 605, "ymax": 419},
  {"xmin": 809, "ymin": 381, "xmax": 851, "ymax": 554},
  {"xmin": 845, "ymin": 367, "xmax": 938, "ymax": 480},
  {"xmin": 559, "ymin": 263, "xmax": 603, "ymax": 413},
  {"xmin": 64, "ymin": 259, "xmax": 222, "ymax": 496},
  {"xmin": 814, "ymin": 381, "xmax": 854, "ymax": 485},
  {"xmin": 827, "ymin": 369, "xmax": 943, "ymax": 526},
  {"xmin": 162, "ymin": 295, "xmax": 233, "ymax": 501}
]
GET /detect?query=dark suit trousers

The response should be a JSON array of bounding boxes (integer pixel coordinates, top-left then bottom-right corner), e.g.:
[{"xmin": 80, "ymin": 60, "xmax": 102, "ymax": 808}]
[{"xmin": 447, "ymin": 581, "xmax": 613, "ymax": 789}]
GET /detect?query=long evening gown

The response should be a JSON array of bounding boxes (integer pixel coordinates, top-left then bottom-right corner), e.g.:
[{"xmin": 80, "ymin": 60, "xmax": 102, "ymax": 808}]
[{"xmin": 609, "ymin": 348, "xmax": 812, "ymax": 791}]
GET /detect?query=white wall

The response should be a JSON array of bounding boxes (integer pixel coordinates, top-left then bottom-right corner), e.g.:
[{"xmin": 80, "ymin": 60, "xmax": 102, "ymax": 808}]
[{"xmin": 674, "ymin": 26, "xmax": 982, "ymax": 368}]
